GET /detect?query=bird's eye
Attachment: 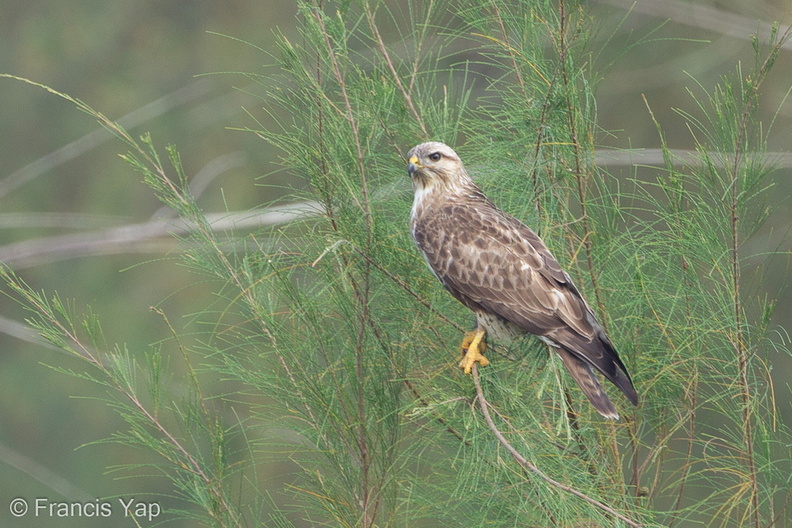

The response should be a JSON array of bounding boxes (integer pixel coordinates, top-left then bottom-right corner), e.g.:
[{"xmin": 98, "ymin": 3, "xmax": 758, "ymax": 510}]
[{"xmin": 429, "ymin": 152, "xmax": 442, "ymax": 162}]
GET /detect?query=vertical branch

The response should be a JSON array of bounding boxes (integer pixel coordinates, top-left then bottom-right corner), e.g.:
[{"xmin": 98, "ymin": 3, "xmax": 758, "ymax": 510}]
[
  {"xmin": 313, "ymin": 1, "xmax": 337, "ymax": 232},
  {"xmin": 554, "ymin": 10, "xmax": 627, "ymax": 489},
  {"xmin": 528, "ymin": 68, "xmax": 560, "ymax": 222},
  {"xmin": 554, "ymin": 0, "xmax": 607, "ymax": 321},
  {"xmin": 553, "ymin": 3, "xmax": 635, "ymax": 508},
  {"xmin": 307, "ymin": 4, "xmax": 381, "ymax": 525},
  {"xmin": 309, "ymin": 7, "xmax": 372, "ymax": 230},
  {"xmin": 723, "ymin": 29, "xmax": 790, "ymax": 527},
  {"xmin": 728, "ymin": 141, "xmax": 760, "ymax": 528},
  {"xmin": 364, "ymin": 1, "xmax": 428, "ymax": 137}
]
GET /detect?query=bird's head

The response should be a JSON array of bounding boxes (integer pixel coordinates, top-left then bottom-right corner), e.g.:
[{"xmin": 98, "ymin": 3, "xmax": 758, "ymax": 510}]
[{"xmin": 406, "ymin": 142, "xmax": 470, "ymax": 192}]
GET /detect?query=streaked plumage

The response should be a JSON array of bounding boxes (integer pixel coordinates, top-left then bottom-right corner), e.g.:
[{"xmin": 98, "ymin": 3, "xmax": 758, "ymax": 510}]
[{"xmin": 407, "ymin": 141, "xmax": 638, "ymax": 419}]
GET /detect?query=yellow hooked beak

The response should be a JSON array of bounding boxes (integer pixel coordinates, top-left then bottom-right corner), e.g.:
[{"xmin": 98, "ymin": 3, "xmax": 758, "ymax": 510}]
[{"xmin": 407, "ymin": 155, "xmax": 422, "ymax": 176}]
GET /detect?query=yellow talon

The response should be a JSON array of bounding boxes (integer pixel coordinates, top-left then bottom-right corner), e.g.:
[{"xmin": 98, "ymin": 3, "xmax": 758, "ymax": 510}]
[{"xmin": 459, "ymin": 328, "xmax": 489, "ymax": 374}]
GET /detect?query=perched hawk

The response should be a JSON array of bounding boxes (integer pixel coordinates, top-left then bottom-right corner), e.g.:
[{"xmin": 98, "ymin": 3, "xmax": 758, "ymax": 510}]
[{"xmin": 407, "ymin": 141, "xmax": 638, "ymax": 419}]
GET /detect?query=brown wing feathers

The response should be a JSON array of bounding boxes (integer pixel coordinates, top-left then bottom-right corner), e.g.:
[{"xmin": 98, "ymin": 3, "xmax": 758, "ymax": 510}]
[{"xmin": 415, "ymin": 193, "xmax": 638, "ymax": 413}]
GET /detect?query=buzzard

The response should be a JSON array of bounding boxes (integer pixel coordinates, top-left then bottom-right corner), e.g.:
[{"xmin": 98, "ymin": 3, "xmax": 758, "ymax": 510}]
[{"xmin": 407, "ymin": 141, "xmax": 638, "ymax": 419}]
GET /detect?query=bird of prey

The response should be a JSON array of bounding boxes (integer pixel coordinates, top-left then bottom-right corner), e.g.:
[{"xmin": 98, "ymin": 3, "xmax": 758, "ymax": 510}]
[{"xmin": 407, "ymin": 141, "xmax": 638, "ymax": 419}]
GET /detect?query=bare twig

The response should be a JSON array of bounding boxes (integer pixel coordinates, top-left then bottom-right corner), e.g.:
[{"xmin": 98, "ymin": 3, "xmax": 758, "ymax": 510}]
[{"xmin": 0, "ymin": 201, "xmax": 321, "ymax": 269}]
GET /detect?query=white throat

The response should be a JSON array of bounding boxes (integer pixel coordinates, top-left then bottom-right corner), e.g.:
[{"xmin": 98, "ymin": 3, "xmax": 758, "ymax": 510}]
[{"xmin": 410, "ymin": 177, "xmax": 444, "ymax": 223}]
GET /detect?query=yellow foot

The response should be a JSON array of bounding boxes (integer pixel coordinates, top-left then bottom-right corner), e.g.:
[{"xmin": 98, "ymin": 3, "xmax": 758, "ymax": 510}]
[{"xmin": 459, "ymin": 328, "xmax": 489, "ymax": 374}]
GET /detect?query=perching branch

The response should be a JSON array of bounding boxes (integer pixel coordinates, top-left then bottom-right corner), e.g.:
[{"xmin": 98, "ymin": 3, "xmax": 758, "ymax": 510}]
[{"xmin": 472, "ymin": 365, "xmax": 643, "ymax": 528}]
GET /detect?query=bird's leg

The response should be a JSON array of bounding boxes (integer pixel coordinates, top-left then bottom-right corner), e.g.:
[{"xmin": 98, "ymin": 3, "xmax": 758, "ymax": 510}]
[{"xmin": 459, "ymin": 327, "xmax": 489, "ymax": 374}]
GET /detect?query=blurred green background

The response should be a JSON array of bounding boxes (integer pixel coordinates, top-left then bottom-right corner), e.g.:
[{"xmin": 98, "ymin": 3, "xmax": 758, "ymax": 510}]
[{"xmin": 1, "ymin": 0, "xmax": 790, "ymax": 526}]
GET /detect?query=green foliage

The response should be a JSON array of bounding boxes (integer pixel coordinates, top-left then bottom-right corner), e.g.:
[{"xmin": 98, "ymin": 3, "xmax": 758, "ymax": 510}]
[{"xmin": 3, "ymin": 1, "xmax": 791, "ymax": 527}]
